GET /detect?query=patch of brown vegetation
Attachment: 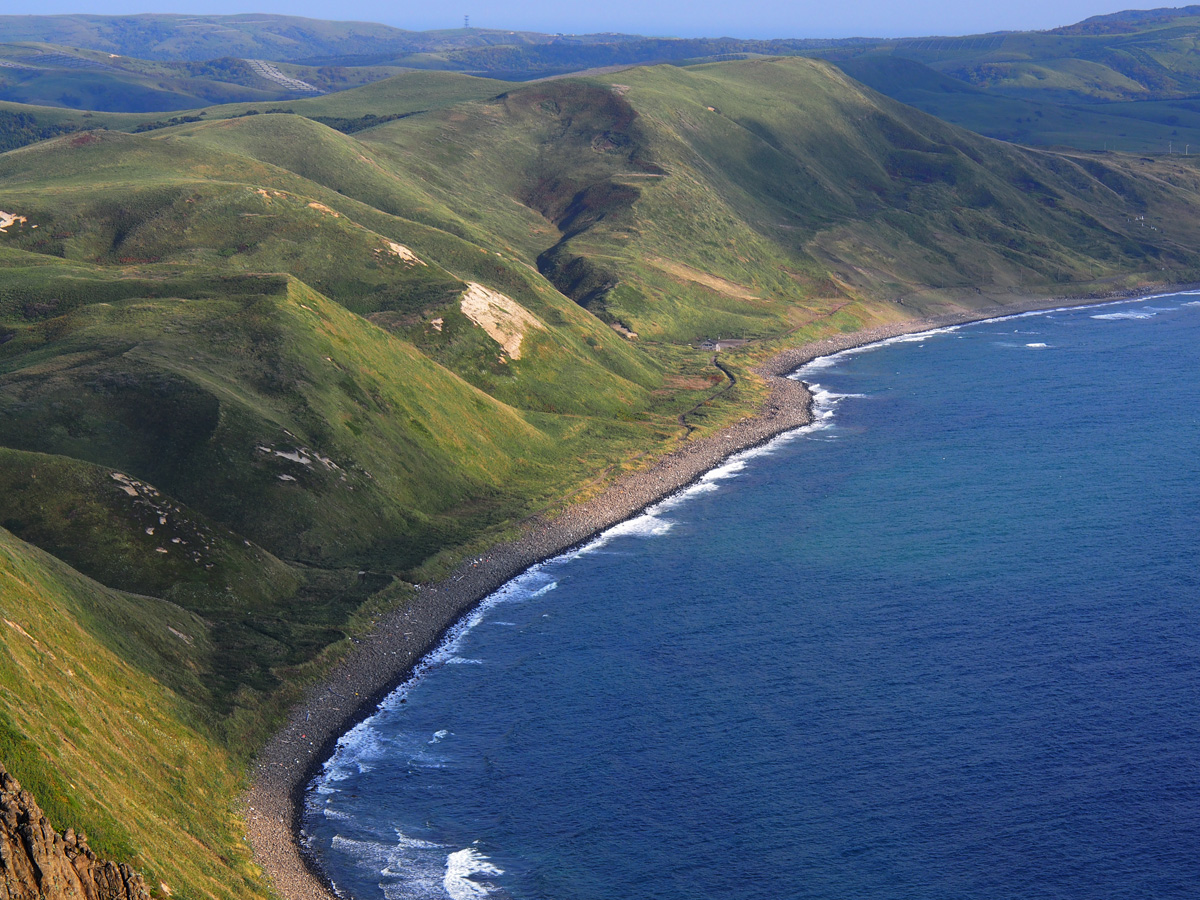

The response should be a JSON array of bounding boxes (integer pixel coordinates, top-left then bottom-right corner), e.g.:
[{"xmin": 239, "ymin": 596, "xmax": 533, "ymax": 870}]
[{"xmin": 649, "ymin": 258, "xmax": 761, "ymax": 300}]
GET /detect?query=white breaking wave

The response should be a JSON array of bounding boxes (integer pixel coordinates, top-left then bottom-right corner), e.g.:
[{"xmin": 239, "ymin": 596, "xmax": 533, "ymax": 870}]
[
  {"xmin": 1092, "ymin": 310, "xmax": 1159, "ymax": 320},
  {"xmin": 446, "ymin": 657, "xmax": 483, "ymax": 665},
  {"xmin": 313, "ymin": 330, "xmax": 865, "ymax": 802},
  {"xmin": 444, "ymin": 848, "xmax": 504, "ymax": 900},
  {"xmin": 792, "ymin": 326, "xmax": 961, "ymax": 380},
  {"xmin": 1026, "ymin": 342, "xmax": 1049, "ymax": 348},
  {"xmin": 314, "ymin": 727, "xmax": 394, "ymax": 794},
  {"xmin": 328, "ymin": 832, "xmax": 447, "ymax": 900}
]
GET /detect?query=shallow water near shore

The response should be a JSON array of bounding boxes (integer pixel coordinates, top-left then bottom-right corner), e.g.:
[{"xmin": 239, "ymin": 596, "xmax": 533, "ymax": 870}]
[{"xmin": 304, "ymin": 295, "xmax": 1200, "ymax": 900}]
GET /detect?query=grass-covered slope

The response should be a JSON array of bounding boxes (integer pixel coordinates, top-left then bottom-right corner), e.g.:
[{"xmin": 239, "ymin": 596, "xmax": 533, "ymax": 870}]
[
  {"xmin": 6, "ymin": 49, "xmax": 1200, "ymax": 899},
  {"xmin": 0, "ymin": 525, "xmax": 269, "ymax": 900},
  {"xmin": 835, "ymin": 55, "xmax": 1200, "ymax": 153},
  {"xmin": 0, "ymin": 260, "xmax": 647, "ymax": 572},
  {"xmin": 353, "ymin": 56, "xmax": 1200, "ymax": 342}
]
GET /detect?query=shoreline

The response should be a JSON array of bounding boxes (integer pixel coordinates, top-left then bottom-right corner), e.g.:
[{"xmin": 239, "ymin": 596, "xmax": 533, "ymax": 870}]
[{"xmin": 243, "ymin": 285, "xmax": 1191, "ymax": 900}]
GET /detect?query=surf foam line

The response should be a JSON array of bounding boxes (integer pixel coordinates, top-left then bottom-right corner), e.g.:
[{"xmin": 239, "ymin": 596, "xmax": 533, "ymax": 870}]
[
  {"xmin": 312, "ymin": 291, "xmax": 1186, "ymax": 834},
  {"xmin": 306, "ymin": 390, "xmax": 846, "ymax": 898},
  {"xmin": 312, "ymin": 396, "xmax": 841, "ymax": 801},
  {"xmin": 789, "ymin": 289, "xmax": 1200, "ymax": 381}
]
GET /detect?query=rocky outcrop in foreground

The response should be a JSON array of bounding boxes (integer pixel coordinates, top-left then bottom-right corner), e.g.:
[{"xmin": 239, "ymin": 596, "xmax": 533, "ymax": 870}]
[{"xmin": 0, "ymin": 765, "xmax": 148, "ymax": 900}]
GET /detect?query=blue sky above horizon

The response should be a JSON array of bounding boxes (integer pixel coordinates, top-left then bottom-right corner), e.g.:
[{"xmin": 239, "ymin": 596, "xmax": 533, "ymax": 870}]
[{"xmin": 5, "ymin": 1, "xmax": 1186, "ymax": 39}]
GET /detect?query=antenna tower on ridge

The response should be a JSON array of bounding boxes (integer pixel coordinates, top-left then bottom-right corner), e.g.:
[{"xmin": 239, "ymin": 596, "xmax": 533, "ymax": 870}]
[{"xmin": 464, "ymin": 14, "xmax": 470, "ymax": 28}]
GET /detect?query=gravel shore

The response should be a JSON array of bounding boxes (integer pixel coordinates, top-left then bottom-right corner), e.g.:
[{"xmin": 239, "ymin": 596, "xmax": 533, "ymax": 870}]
[{"xmin": 243, "ymin": 289, "xmax": 1182, "ymax": 900}]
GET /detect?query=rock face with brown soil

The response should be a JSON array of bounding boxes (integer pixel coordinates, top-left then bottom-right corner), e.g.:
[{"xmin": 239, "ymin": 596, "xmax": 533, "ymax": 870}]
[{"xmin": 0, "ymin": 765, "xmax": 148, "ymax": 900}]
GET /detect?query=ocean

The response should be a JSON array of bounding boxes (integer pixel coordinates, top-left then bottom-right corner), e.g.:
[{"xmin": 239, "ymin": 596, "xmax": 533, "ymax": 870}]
[{"xmin": 303, "ymin": 295, "xmax": 1200, "ymax": 900}]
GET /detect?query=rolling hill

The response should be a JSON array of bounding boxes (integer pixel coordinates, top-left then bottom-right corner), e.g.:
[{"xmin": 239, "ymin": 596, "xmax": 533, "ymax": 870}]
[
  {"xmin": 12, "ymin": 9, "xmax": 1200, "ymax": 153},
  {"xmin": 0, "ymin": 14, "xmax": 863, "ymax": 74},
  {"xmin": 819, "ymin": 7, "xmax": 1200, "ymax": 152},
  {"xmin": 0, "ymin": 39, "xmax": 416, "ymax": 113},
  {"xmin": 4, "ymin": 49, "xmax": 1200, "ymax": 899}
]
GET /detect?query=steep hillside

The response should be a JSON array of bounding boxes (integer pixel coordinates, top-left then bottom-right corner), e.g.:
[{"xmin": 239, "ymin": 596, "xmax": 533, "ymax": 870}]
[
  {"xmin": 4, "ymin": 50, "xmax": 1200, "ymax": 899},
  {"xmin": 352, "ymin": 57, "xmax": 1200, "ymax": 340},
  {"xmin": 0, "ymin": 526, "xmax": 270, "ymax": 899}
]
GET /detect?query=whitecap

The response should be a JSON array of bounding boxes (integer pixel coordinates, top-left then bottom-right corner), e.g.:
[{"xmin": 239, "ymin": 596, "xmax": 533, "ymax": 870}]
[
  {"xmin": 429, "ymin": 730, "xmax": 449, "ymax": 744},
  {"xmin": 1091, "ymin": 310, "xmax": 1158, "ymax": 320},
  {"xmin": 593, "ymin": 513, "xmax": 674, "ymax": 544},
  {"xmin": 444, "ymin": 848, "xmax": 504, "ymax": 900},
  {"xmin": 313, "ymin": 726, "xmax": 391, "ymax": 794},
  {"xmin": 1026, "ymin": 342, "xmax": 1049, "ymax": 348},
  {"xmin": 446, "ymin": 657, "xmax": 483, "ymax": 665},
  {"xmin": 328, "ymin": 832, "xmax": 448, "ymax": 900}
]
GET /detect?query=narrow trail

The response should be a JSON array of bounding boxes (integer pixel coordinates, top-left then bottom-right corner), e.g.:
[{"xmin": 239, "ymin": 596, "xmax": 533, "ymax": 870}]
[{"xmin": 677, "ymin": 353, "xmax": 738, "ymax": 439}]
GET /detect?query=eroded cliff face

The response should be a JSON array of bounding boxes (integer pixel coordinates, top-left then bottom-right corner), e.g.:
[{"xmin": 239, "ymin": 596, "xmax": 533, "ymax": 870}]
[{"xmin": 0, "ymin": 765, "xmax": 149, "ymax": 900}]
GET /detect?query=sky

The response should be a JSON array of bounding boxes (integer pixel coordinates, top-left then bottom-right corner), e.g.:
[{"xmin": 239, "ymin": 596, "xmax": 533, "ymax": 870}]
[{"xmin": 5, "ymin": 1, "xmax": 1187, "ymax": 39}]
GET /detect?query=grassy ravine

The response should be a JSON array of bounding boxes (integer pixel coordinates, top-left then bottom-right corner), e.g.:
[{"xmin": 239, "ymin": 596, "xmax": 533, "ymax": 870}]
[{"xmin": 4, "ymin": 55, "xmax": 1200, "ymax": 898}]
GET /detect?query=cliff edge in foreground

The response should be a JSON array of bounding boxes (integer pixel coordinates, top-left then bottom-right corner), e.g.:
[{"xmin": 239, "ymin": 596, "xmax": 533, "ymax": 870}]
[{"xmin": 0, "ymin": 765, "xmax": 148, "ymax": 900}]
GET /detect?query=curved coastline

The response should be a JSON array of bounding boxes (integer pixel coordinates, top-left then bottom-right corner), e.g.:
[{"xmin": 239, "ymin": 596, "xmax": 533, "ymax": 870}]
[{"xmin": 243, "ymin": 286, "xmax": 1192, "ymax": 900}]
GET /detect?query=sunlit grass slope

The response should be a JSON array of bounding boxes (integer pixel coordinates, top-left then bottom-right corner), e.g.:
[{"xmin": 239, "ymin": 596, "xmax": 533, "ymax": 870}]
[{"xmin": 0, "ymin": 525, "xmax": 269, "ymax": 900}]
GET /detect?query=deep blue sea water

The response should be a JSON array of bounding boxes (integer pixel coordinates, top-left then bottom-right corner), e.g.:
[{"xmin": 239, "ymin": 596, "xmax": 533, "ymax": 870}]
[{"xmin": 304, "ymin": 295, "xmax": 1200, "ymax": 900}]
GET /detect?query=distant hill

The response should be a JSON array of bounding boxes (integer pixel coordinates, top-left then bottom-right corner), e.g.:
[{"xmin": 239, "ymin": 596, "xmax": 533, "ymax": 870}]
[
  {"xmin": 835, "ymin": 55, "xmax": 1200, "ymax": 153},
  {"xmin": 0, "ymin": 40, "xmax": 415, "ymax": 113},
  {"xmin": 813, "ymin": 3, "xmax": 1200, "ymax": 117},
  {"xmin": 1052, "ymin": 5, "xmax": 1200, "ymax": 34},
  {"xmin": 9, "ymin": 10, "xmax": 1200, "ymax": 151},
  {"xmin": 0, "ymin": 14, "xmax": 864, "ymax": 76},
  {"xmin": 0, "ymin": 14, "xmax": 422, "ymax": 62}
]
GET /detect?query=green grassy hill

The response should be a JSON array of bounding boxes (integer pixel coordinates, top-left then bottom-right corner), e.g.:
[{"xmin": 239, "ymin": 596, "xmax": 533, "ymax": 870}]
[
  {"xmin": 818, "ymin": 8, "xmax": 1200, "ymax": 152},
  {"xmin": 0, "ymin": 524, "xmax": 269, "ymax": 899},
  {"xmin": 0, "ymin": 40, "xmax": 416, "ymax": 113},
  {"xmin": 348, "ymin": 57, "xmax": 1200, "ymax": 337},
  {"xmin": 0, "ymin": 68, "xmax": 513, "ymax": 151},
  {"xmin": 14, "ymin": 9, "xmax": 1200, "ymax": 152},
  {"xmin": 5, "ymin": 49, "xmax": 1200, "ymax": 899}
]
